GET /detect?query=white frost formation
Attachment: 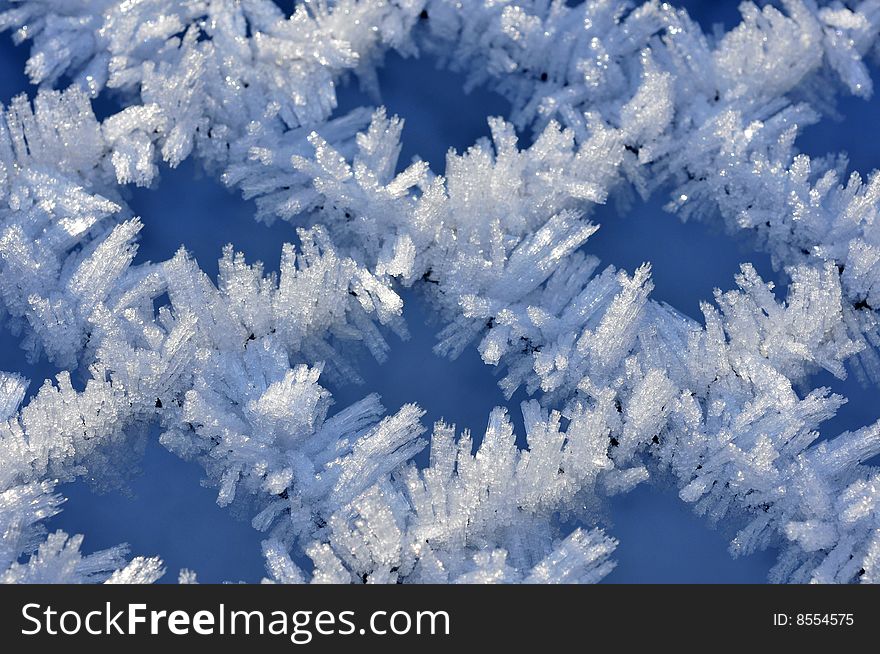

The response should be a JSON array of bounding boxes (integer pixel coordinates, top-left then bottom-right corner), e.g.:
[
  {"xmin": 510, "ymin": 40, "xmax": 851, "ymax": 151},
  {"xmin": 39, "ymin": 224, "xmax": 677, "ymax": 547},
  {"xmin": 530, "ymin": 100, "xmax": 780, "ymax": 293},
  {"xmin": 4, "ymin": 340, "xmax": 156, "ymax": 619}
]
[{"xmin": 1, "ymin": 0, "xmax": 880, "ymax": 583}]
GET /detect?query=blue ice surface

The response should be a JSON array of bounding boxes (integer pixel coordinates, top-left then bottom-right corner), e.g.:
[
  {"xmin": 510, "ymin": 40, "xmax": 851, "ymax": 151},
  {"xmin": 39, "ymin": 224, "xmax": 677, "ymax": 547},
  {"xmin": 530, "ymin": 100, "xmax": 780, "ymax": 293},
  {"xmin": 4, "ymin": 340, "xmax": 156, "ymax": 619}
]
[{"xmin": 0, "ymin": 0, "xmax": 878, "ymax": 583}]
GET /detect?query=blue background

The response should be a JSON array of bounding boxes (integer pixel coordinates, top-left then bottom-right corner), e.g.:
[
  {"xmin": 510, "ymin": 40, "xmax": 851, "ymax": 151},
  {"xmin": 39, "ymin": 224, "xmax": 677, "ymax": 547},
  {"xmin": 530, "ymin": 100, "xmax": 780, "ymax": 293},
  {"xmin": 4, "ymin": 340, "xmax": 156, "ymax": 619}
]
[{"xmin": 1, "ymin": 1, "xmax": 878, "ymax": 582}]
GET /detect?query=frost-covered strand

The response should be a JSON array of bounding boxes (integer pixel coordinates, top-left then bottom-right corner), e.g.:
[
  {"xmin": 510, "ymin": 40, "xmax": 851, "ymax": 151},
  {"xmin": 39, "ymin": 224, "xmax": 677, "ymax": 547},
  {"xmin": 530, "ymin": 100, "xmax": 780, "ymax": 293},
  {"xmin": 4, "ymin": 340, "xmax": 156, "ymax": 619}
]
[
  {"xmin": 7, "ymin": 1, "xmax": 880, "ymax": 369},
  {"xmin": 462, "ymin": 235, "xmax": 880, "ymax": 582},
  {"xmin": 286, "ymin": 102, "xmax": 868, "ymax": 387},
  {"xmin": 0, "ymin": 222, "xmax": 200, "ymax": 583},
  {"xmin": 0, "ymin": 371, "xmax": 167, "ymax": 583},
  {"xmin": 1, "ymin": 529, "xmax": 165, "ymax": 584},
  {"xmin": 8, "ymin": 0, "xmax": 875, "ymax": 235},
  {"xmin": 1, "ymin": 222, "xmax": 408, "ymax": 582},
  {"xmin": 2, "ymin": 0, "xmax": 880, "ymax": 584},
  {"xmin": 291, "ymin": 118, "xmax": 880, "ymax": 580},
  {"xmin": 468, "ymin": 250, "xmax": 880, "ymax": 581},
  {"xmin": 425, "ymin": 0, "xmax": 880, "ymax": 379},
  {"xmin": 280, "ymin": 34, "xmax": 880, "ymax": 579},
  {"xmin": 419, "ymin": 0, "xmax": 879, "ymax": 127},
  {"xmin": 0, "ymin": 0, "xmax": 425, "ymax": 184},
  {"xmin": 206, "ymin": 248, "xmax": 880, "ymax": 582},
  {"xmin": 152, "ymin": 235, "xmax": 620, "ymax": 583},
  {"xmin": 495, "ymin": 255, "xmax": 880, "ymax": 583},
  {"xmin": 158, "ymin": 79, "xmax": 870, "ymax": 579},
  {"xmin": 429, "ymin": 0, "xmax": 880, "ymax": 380},
  {"xmin": 288, "ymin": 108, "xmax": 624, "ymax": 360},
  {"xmin": 159, "ymin": 224, "xmax": 405, "ymax": 385},
  {"xmin": 260, "ymin": 400, "xmax": 619, "ymax": 584},
  {"xmin": 0, "ymin": 82, "xmax": 416, "ymax": 579},
  {"xmin": 0, "ymin": 121, "xmax": 196, "ymax": 581},
  {"xmin": 0, "ymin": 89, "xmax": 144, "ymax": 366}
]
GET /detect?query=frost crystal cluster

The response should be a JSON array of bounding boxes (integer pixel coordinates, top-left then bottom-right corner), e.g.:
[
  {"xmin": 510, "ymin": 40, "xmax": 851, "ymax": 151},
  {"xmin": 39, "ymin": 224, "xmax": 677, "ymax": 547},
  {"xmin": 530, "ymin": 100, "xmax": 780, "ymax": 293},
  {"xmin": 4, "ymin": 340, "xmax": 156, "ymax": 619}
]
[{"xmin": 2, "ymin": 0, "xmax": 880, "ymax": 584}]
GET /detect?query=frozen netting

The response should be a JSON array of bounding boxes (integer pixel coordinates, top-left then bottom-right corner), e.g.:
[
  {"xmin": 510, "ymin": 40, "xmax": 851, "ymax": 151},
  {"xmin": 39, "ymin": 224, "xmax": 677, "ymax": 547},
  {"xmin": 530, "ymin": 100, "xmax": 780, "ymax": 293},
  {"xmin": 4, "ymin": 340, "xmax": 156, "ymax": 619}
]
[{"xmin": 1, "ymin": 0, "xmax": 880, "ymax": 583}]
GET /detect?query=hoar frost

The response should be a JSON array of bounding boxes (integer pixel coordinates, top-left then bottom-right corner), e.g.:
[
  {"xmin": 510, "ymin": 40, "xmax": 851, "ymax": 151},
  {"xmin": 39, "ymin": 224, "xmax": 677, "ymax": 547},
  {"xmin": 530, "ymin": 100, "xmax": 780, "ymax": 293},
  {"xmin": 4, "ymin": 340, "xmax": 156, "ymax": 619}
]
[{"xmin": 1, "ymin": 0, "xmax": 880, "ymax": 584}]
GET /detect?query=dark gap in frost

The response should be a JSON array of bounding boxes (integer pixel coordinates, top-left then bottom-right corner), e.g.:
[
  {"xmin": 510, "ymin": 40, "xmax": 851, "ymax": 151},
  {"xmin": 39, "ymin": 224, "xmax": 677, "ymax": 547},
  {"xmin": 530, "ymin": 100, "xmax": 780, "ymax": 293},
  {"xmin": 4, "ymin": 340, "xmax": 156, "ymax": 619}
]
[
  {"xmin": 45, "ymin": 426, "xmax": 268, "ymax": 584},
  {"xmin": 796, "ymin": 61, "xmax": 880, "ymax": 179},
  {"xmin": 334, "ymin": 51, "xmax": 514, "ymax": 176},
  {"xmin": 271, "ymin": 0, "xmax": 297, "ymax": 19},
  {"xmin": 327, "ymin": 289, "xmax": 531, "ymax": 468},
  {"xmin": 87, "ymin": 88, "xmax": 126, "ymax": 122},
  {"xmin": 127, "ymin": 158, "xmax": 299, "ymax": 281},
  {"xmin": 0, "ymin": 32, "xmax": 123, "ymax": 121},
  {"xmin": 151, "ymin": 291, "xmax": 171, "ymax": 320},
  {"xmin": 333, "ymin": 74, "xmax": 375, "ymax": 117},
  {"xmin": 604, "ymin": 484, "xmax": 778, "ymax": 583},
  {"xmin": 376, "ymin": 52, "xmax": 513, "ymax": 175},
  {"xmin": 587, "ymin": 190, "xmax": 784, "ymax": 322},
  {"xmin": 570, "ymin": 0, "xmax": 744, "ymax": 33},
  {"xmin": 0, "ymin": 34, "xmax": 31, "ymax": 105},
  {"xmin": 805, "ymin": 368, "xmax": 880, "ymax": 460},
  {"xmin": 674, "ymin": 0, "xmax": 749, "ymax": 35},
  {"xmin": 0, "ymin": 322, "xmax": 65, "ymax": 404},
  {"xmin": 329, "ymin": 50, "xmax": 527, "ymax": 455}
]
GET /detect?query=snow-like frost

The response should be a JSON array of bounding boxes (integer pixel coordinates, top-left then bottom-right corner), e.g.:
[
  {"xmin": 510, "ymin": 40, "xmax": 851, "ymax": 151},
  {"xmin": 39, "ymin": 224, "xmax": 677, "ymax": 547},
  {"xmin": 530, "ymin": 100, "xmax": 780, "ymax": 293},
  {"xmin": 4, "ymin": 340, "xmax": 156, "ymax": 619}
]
[{"xmin": 2, "ymin": 0, "xmax": 880, "ymax": 583}]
